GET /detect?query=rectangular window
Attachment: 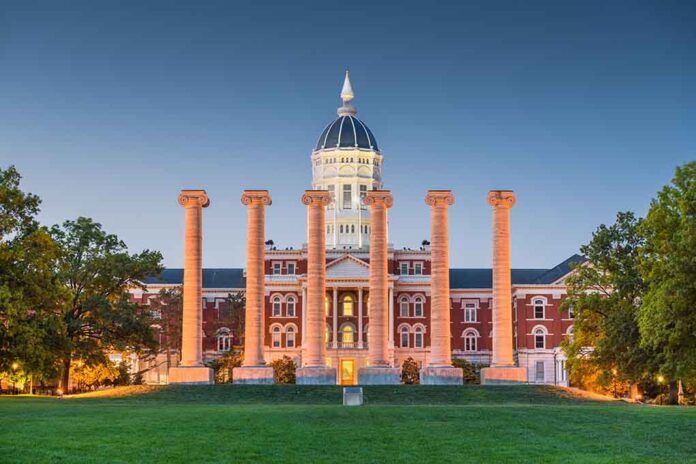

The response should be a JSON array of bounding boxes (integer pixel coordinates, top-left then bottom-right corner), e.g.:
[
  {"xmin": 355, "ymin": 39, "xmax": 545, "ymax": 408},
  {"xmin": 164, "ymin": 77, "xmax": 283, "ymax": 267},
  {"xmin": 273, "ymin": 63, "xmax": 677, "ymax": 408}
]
[
  {"xmin": 360, "ymin": 185, "xmax": 367, "ymax": 209},
  {"xmin": 343, "ymin": 184, "xmax": 352, "ymax": 209},
  {"xmin": 535, "ymin": 361, "xmax": 545, "ymax": 382},
  {"xmin": 328, "ymin": 184, "xmax": 335, "ymax": 209},
  {"xmin": 400, "ymin": 301, "xmax": 409, "ymax": 317},
  {"xmin": 464, "ymin": 303, "xmax": 477, "ymax": 322},
  {"xmin": 414, "ymin": 263, "xmax": 423, "ymax": 275},
  {"xmin": 400, "ymin": 263, "xmax": 409, "ymax": 275},
  {"xmin": 272, "ymin": 262, "xmax": 281, "ymax": 275},
  {"xmin": 415, "ymin": 332, "xmax": 423, "ymax": 348},
  {"xmin": 287, "ymin": 262, "xmax": 296, "ymax": 275},
  {"xmin": 400, "ymin": 332, "xmax": 409, "ymax": 348}
]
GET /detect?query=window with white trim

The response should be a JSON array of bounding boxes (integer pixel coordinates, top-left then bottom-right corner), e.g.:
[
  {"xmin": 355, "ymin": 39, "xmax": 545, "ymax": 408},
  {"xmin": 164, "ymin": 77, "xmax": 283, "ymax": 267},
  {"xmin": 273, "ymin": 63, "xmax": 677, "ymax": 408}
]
[
  {"xmin": 360, "ymin": 185, "xmax": 367, "ymax": 209},
  {"xmin": 534, "ymin": 327, "xmax": 546, "ymax": 349},
  {"xmin": 399, "ymin": 297, "xmax": 409, "ymax": 317},
  {"xmin": 464, "ymin": 303, "xmax": 477, "ymax": 323},
  {"xmin": 272, "ymin": 297, "xmax": 282, "ymax": 317},
  {"xmin": 217, "ymin": 329, "xmax": 231, "ymax": 352},
  {"xmin": 464, "ymin": 330, "xmax": 477, "ymax": 352},
  {"xmin": 286, "ymin": 326, "xmax": 295, "ymax": 348},
  {"xmin": 414, "ymin": 263, "xmax": 423, "ymax": 275},
  {"xmin": 400, "ymin": 326, "xmax": 409, "ymax": 348},
  {"xmin": 343, "ymin": 184, "xmax": 352, "ymax": 209},
  {"xmin": 414, "ymin": 326, "xmax": 424, "ymax": 348},
  {"xmin": 414, "ymin": 297, "xmax": 424, "ymax": 317},
  {"xmin": 567, "ymin": 304, "xmax": 575, "ymax": 319},
  {"xmin": 400, "ymin": 262, "xmax": 409, "ymax": 275},
  {"xmin": 535, "ymin": 361, "xmax": 545, "ymax": 382},
  {"xmin": 272, "ymin": 326, "xmax": 281, "ymax": 348},
  {"xmin": 341, "ymin": 324, "xmax": 354, "ymax": 345},
  {"xmin": 272, "ymin": 262, "xmax": 281, "ymax": 275},
  {"xmin": 533, "ymin": 299, "xmax": 545, "ymax": 319},
  {"xmin": 342, "ymin": 295, "xmax": 354, "ymax": 316},
  {"xmin": 286, "ymin": 297, "xmax": 296, "ymax": 317},
  {"xmin": 287, "ymin": 262, "xmax": 296, "ymax": 275}
]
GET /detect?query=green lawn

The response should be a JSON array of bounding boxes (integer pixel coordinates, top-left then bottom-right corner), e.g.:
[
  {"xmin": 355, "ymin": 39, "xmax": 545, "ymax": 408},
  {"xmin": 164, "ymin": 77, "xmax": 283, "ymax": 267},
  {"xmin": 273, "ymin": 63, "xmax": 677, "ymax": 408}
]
[{"xmin": 1, "ymin": 385, "xmax": 694, "ymax": 463}]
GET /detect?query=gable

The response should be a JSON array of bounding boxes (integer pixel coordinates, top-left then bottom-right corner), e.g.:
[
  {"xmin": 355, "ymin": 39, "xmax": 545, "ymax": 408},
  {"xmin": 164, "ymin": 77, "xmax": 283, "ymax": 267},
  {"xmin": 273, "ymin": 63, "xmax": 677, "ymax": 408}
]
[{"xmin": 326, "ymin": 255, "xmax": 369, "ymax": 279}]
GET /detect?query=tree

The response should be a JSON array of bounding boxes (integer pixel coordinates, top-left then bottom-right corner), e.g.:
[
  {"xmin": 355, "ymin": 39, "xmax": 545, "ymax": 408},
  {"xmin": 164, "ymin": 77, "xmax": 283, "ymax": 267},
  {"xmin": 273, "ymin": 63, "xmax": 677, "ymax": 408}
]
[
  {"xmin": 401, "ymin": 357, "xmax": 420, "ymax": 384},
  {"xmin": 268, "ymin": 356, "xmax": 296, "ymax": 384},
  {"xmin": 149, "ymin": 288, "xmax": 183, "ymax": 372},
  {"xmin": 0, "ymin": 165, "xmax": 64, "ymax": 387},
  {"xmin": 50, "ymin": 217, "xmax": 163, "ymax": 391},
  {"xmin": 639, "ymin": 162, "xmax": 696, "ymax": 403},
  {"xmin": 561, "ymin": 212, "xmax": 657, "ymax": 391},
  {"xmin": 225, "ymin": 291, "xmax": 245, "ymax": 349}
]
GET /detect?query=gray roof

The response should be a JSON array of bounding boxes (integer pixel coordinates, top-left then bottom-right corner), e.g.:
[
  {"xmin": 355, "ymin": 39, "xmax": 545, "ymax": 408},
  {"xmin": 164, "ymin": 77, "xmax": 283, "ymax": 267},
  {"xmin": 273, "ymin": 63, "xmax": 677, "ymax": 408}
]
[{"xmin": 142, "ymin": 255, "xmax": 585, "ymax": 290}]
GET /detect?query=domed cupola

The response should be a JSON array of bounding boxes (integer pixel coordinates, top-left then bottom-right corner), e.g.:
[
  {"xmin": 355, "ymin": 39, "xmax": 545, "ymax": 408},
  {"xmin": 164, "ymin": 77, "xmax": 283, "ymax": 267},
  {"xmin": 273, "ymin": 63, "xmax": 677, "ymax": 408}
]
[{"xmin": 314, "ymin": 72, "xmax": 379, "ymax": 151}]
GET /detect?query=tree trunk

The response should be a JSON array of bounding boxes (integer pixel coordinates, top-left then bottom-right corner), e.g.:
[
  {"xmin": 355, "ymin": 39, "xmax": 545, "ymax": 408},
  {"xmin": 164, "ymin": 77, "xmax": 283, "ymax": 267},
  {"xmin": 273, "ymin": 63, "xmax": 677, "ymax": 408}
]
[
  {"xmin": 678, "ymin": 380, "xmax": 685, "ymax": 405},
  {"xmin": 668, "ymin": 380, "xmax": 679, "ymax": 405},
  {"xmin": 61, "ymin": 357, "xmax": 71, "ymax": 394}
]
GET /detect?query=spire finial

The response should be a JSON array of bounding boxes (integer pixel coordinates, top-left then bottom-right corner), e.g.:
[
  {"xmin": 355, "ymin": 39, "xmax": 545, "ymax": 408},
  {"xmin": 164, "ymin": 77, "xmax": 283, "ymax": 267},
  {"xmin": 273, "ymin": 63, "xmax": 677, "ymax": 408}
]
[{"xmin": 337, "ymin": 70, "xmax": 357, "ymax": 116}]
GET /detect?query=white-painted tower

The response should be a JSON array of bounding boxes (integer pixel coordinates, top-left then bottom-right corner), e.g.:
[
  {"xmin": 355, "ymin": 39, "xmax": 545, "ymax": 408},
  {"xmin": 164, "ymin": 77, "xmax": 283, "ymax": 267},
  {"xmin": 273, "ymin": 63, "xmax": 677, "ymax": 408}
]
[{"xmin": 311, "ymin": 72, "xmax": 384, "ymax": 249}]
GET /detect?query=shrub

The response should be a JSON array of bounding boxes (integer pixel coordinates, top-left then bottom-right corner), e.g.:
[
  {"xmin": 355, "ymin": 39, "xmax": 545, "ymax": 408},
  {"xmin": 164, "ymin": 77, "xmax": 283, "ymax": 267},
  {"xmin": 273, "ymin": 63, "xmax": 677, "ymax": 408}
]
[
  {"xmin": 452, "ymin": 358, "xmax": 484, "ymax": 384},
  {"xmin": 207, "ymin": 353, "xmax": 243, "ymax": 384},
  {"xmin": 268, "ymin": 356, "xmax": 296, "ymax": 384},
  {"xmin": 401, "ymin": 357, "xmax": 420, "ymax": 384}
]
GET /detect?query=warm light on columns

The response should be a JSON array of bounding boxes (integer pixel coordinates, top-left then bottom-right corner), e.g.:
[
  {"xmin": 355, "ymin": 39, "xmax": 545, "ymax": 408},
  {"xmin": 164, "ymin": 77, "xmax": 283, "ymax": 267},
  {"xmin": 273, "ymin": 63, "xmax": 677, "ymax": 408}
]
[
  {"xmin": 178, "ymin": 190, "xmax": 210, "ymax": 367},
  {"xmin": 425, "ymin": 190, "xmax": 455, "ymax": 367},
  {"xmin": 364, "ymin": 190, "xmax": 393, "ymax": 367},
  {"xmin": 487, "ymin": 190, "xmax": 516, "ymax": 367},
  {"xmin": 302, "ymin": 190, "xmax": 332, "ymax": 367},
  {"xmin": 241, "ymin": 190, "xmax": 272, "ymax": 367}
]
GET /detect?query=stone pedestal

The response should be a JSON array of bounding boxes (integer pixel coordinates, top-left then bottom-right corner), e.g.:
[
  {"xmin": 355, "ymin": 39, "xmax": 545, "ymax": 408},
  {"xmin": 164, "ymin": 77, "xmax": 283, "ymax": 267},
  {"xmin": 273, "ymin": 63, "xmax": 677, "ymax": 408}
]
[
  {"xmin": 480, "ymin": 367, "xmax": 527, "ymax": 385},
  {"xmin": 343, "ymin": 387, "xmax": 363, "ymax": 406},
  {"xmin": 169, "ymin": 366, "xmax": 214, "ymax": 385},
  {"xmin": 232, "ymin": 366, "xmax": 275, "ymax": 385},
  {"xmin": 358, "ymin": 367, "xmax": 401, "ymax": 385},
  {"xmin": 296, "ymin": 367, "xmax": 337, "ymax": 385},
  {"xmin": 420, "ymin": 367, "xmax": 464, "ymax": 385}
]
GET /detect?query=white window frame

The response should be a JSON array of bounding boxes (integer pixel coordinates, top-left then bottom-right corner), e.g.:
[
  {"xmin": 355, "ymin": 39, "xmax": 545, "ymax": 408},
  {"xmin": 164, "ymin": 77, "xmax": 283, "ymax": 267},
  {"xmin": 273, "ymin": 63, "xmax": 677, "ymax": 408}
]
[
  {"xmin": 285, "ymin": 325, "xmax": 296, "ymax": 348},
  {"xmin": 535, "ymin": 361, "xmax": 545, "ymax": 382},
  {"xmin": 400, "ymin": 262, "xmax": 409, "ymax": 275},
  {"xmin": 414, "ymin": 325, "xmax": 425, "ymax": 349},
  {"xmin": 533, "ymin": 297, "xmax": 546, "ymax": 319},
  {"xmin": 463, "ymin": 329, "xmax": 479, "ymax": 352},
  {"xmin": 271, "ymin": 325, "xmax": 282, "ymax": 348},
  {"xmin": 464, "ymin": 303, "xmax": 477, "ymax": 323},
  {"xmin": 272, "ymin": 262, "xmax": 282, "ymax": 275},
  {"xmin": 399, "ymin": 326, "xmax": 410, "ymax": 348},
  {"xmin": 532, "ymin": 325, "xmax": 547, "ymax": 350},
  {"xmin": 413, "ymin": 262, "xmax": 423, "ymax": 275},
  {"xmin": 287, "ymin": 262, "xmax": 296, "ymax": 275},
  {"xmin": 413, "ymin": 297, "xmax": 424, "ymax": 317},
  {"xmin": 272, "ymin": 296, "xmax": 282, "ymax": 317},
  {"xmin": 399, "ymin": 297, "xmax": 409, "ymax": 317},
  {"xmin": 286, "ymin": 297, "xmax": 296, "ymax": 317}
]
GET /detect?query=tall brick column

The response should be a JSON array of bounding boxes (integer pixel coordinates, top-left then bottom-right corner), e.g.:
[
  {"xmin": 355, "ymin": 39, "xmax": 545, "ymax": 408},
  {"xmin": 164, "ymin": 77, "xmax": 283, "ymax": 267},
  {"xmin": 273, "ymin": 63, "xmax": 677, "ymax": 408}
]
[
  {"xmin": 233, "ymin": 190, "xmax": 275, "ymax": 384},
  {"xmin": 420, "ymin": 190, "xmax": 462, "ymax": 385},
  {"xmin": 481, "ymin": 190, "xmax": 527, "ymax": 384},
  {"xmin": 297, "ymin": 190, "xmax": 337, "ymax": 384},
  {"xmin": 169, "ymin": 190, "xmax": 213, "ymax": 384},
  {"xmin": 358, "ymin": 190, "xmax": 400, "ymax": 384}
]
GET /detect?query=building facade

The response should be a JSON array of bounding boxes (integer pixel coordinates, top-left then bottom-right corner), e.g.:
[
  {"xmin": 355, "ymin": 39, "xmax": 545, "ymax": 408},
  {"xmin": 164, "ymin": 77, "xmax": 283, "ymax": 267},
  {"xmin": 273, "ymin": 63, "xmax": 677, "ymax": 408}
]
[{"xmin": 132, "ymin": 73, "xmax": 582, "ymax": 386}]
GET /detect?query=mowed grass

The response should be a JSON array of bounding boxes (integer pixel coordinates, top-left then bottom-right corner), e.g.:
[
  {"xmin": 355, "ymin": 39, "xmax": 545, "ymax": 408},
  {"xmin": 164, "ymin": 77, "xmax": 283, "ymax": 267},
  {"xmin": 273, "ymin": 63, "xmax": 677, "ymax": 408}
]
[{"xmin": 1, "ymin": 385, "xmax": 694, "ymax": 463}]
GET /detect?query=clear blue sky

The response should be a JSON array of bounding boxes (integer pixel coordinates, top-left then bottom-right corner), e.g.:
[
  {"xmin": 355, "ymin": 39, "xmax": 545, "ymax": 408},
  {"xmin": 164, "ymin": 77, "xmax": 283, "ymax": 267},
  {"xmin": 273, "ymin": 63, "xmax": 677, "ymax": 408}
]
[{"xmin": 1, "ymin": 0, "xmax": 694, "ymax": 268}]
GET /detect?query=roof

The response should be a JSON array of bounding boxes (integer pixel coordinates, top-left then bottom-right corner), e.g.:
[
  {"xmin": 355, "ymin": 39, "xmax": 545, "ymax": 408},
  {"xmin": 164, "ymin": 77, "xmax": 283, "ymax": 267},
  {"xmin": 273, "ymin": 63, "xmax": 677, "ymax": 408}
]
[
  {"xmin": 315, "ymin": 115, "xmax": 379, "ymax": 151},
  {"xmin": 142, "ymin": 255, "xmax": 585, "ymax": 290}
]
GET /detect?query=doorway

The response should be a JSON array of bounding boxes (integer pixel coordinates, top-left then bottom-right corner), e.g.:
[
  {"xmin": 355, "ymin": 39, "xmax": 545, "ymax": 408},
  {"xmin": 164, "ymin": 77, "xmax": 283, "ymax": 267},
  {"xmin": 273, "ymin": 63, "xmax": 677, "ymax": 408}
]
[{"xmin": 340, "ymin": 359, "xmax": 356, "ymax": 385}]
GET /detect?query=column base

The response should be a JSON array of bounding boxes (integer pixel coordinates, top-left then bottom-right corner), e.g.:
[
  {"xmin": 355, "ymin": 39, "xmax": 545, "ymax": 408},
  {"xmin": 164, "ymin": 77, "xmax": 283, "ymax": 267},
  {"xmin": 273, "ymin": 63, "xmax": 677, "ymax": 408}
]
[
  {"xmin": 358, "ymin": 367, "xmax": 401, "ymax": 385},
  {"xmin": 480, "ymin": 366, "xmax": 527, "ymax": 385},
  {"xmin": 296, "ymin": 367, "xmax": 337, "ymax": 385},
  {"xmin": 232, "ymin": 366, "xmax": 275, "ymax": 385},
  {"xmin": 168, "ymin": 366, "xmax": 214, "ymax": 385},
  {"xmin": 420, "ymin": 366, "xmax": 464, "ymax": 385}
]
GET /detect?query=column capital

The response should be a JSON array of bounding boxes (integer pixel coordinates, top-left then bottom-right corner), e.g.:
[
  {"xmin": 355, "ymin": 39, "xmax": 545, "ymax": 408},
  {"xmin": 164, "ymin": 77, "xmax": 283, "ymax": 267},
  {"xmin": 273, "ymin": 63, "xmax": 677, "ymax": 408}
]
[
  {"xmin": 487, "ymin": 190, "xmax": 516, "ymax": 209},
  {"xmin": 302, "ymin": 190, "xmax": 332, "ymax": 206},
  {"xmin": 425, "ymin": 190, "xmax": 455, "ymax": 207},
  {"xmin": 178, "ymin": 190, "xmax": 210, "ymax": 208},
  {"xmin": 241, "ymin": 190, "xmax": 272, "ymax": 206},
  {"xmin": 364, "ymin": 190, "xmax": 393, "ymax": 208}
]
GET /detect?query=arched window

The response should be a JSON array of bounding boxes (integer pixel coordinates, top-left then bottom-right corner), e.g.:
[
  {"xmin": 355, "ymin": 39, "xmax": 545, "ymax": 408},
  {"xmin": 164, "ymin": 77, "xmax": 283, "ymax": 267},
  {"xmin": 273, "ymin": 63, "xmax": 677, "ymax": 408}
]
[
  {"xmin": 464, "ymin": 303, "xmax": 477, "ymax": 322},
  {"xmin": 400, "ymin": 325, "xmax": 410, "ymax": 348},
  {"xmin": 340, "ymin": 224, "xmax": 344, "ymax": 234},
  {"xmin": 534, "ymin": 327, "xmax": 547, "ymax": 349},
  {"xmin": 533, "ymin": 298, "xmax": 546, "ymax": 319},
  {"xmin": 464, "ymin": 329, "xmax": 478, "ymax": 352},
  {"xmin": 414, "ymin": 325, "xmax": 424, "ymax": 348},
  {"xmin": 341, "ymin": 324, "xmax": 355, "ymax": 347},
  {"xmin": 414, "ymin": 297, "xmax": 424, "ymax": 317},
  {"xmin": 351, "ymin": 225, "xmax": 355, "ymax": 234},
  {"xmin": 566, "ymin": 325, "xmax": 574, "ymax": 343},
  {"xmin": 286, "ymin": 297, "xmax": 296, "ymax": 317},
  {"xmin": 342, "ymin": 295, "xmax": 354, "ymax": 316},
  {"xmin": 568, "ymin": 304, "xmax": 575, "ymax": 319},
  {"xmin": 286, "ymin": 325, "xmax": 296, "ymax": 348},
  {"xmin": 272, "ymin": 296, "xmax": 282, "ymax": 317},
  {"xmin": 272, "ymin": 326, "xmax": 282, "ymax": 348},
  {"xmin": 399, "ymin": 297, "xmax": 409, "ymax": 317},
  {"xmin": 217, "ymin": 328, "xmax": 231, "ymax": 352}
]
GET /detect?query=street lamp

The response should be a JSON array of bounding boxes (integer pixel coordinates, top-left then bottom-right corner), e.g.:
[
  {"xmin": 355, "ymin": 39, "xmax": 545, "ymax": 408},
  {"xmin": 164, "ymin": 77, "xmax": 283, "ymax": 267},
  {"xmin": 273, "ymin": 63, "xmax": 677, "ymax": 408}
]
[{"xmin": 11, "ymin": 362, "xmax": 19, "ymax": 394}]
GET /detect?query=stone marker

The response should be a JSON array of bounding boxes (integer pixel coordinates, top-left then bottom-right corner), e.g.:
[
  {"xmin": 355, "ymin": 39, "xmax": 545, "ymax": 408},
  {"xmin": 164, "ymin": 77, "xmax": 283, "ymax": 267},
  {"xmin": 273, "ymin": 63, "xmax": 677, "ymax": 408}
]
[{"xmin": 343, "ymin": 387, "xmax": 364, "ymax": 406}]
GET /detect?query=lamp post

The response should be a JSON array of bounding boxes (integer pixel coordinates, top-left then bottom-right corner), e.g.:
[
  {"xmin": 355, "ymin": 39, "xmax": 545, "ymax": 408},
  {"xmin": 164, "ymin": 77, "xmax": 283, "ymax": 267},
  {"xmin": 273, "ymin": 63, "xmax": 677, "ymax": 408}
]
[{"xmin": 11, "ymin": 362, "xmax": 19, "ymax": 395}]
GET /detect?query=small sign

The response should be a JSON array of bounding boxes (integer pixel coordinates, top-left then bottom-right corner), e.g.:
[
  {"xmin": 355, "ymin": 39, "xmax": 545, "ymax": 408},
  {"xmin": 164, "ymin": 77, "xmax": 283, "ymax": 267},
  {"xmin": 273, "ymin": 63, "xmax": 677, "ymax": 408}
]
[{"xmin": 343, "ymin": 386, "xmax": 363, "ymax": 406}]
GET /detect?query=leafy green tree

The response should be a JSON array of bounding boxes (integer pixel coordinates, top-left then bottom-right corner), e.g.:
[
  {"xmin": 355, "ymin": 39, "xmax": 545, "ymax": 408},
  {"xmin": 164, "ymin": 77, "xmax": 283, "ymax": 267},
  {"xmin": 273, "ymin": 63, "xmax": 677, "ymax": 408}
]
[
  {"xmin": 401, "ymin": 357, "xmax": 420, "ymax": 384},
  {"xmin": 639, "ymin": 162, "xmax": 696, "ymax": 403},
  {"xmin": 149, "ymin": 288, "xmax": 183, "ymax": 371},
  {"xmin": 561, "ymin": 212, "xmax": 657, "ymax": 389},
  {"xmin": 268, "ymin": 355, "xmax": 296, "ymax": 384},
  {"xmin": 0, "ymin": 165, "xmax": 64, "ymax": 385},
  {"xmin": 50, "ymin": 217, "xmax": 163, "ymax": 391}
]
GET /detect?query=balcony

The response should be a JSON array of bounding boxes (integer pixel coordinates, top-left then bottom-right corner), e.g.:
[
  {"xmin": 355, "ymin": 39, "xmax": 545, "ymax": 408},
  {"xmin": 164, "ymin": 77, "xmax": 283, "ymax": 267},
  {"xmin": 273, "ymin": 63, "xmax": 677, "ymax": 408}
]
[{"xmin": 326, "ymin": 341, "xmax": 368, "ymax": 350}]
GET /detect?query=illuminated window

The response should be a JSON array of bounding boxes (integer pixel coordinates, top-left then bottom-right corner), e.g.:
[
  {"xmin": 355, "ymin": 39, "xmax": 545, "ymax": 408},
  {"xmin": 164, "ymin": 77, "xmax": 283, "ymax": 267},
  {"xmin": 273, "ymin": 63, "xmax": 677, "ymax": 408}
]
[
  {"xmin": 272, "ymin": 297, "xmax": 281, "ymax": 317},
  {"xmin": 341, "ymin": 324, "xmax": 354, "ymax": 344},
  {"xmin": 399, "ymin": 297, "xmax": 409, "ymax": 317},
  {"xmin": 534, "ymin": 299, "xmax": 545, "ymax": 319},
  {"xmin": 464, "ymin": 303, "xmax": 477, "ymax": 323},
  {"xmin": 342, "ymin": 295, "xmax": 354, "ymax": 316},
  {"xmin": 325, "ymin": 296, "xmax": 330, "ymax": 316},
  {"xmin": 414, "ymin": 297, "xmax": 424, "ymax": 317},
  {"xmin": 272, "ymin": 326, "xmax": 281, "ymax": 348},
  {"xmin": 400, "ymin": 326, "xmax": 410, "ymax": 348},
  {"xmin": 286, "ymin": 297, "xmax": 296, "ymax": 317}
]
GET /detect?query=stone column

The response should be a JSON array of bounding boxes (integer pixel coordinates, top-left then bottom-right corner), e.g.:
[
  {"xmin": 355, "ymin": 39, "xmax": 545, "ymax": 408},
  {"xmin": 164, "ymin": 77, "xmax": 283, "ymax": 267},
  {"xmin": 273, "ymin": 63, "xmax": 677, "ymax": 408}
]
[
  {"xmin": 358, "ymin": 190, "xmax": 400, "ymax": 384},
  {"xmin": 297, "ymin": 190, "xmax": 336, "ymax": 384},
  {"xmin": 358, "ymin": 288, "xmax": 363, "ymax": 348},
  {"xmin": 233, "ymin": 190, "xmax": 275, "ymax": 384},
  {"xmin": 169, "ymin": 190, "xmax": 213, "ymax": 384},
  {"xmin": 481, "ymin": 190, "xmax": 527, "ymax": 385},
  {"xmin": 421, "ymin": 190, "xmax": 462, "ymax": 385},
  {"xmin": 332, "ymin": 287, "xmax": 338, "ymax": 348}
]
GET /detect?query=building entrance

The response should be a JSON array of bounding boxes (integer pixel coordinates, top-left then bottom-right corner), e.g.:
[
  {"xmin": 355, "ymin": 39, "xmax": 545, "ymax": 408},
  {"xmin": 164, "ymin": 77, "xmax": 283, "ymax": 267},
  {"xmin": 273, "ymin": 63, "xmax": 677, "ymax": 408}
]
[{"xmin": 340, "ymin": 359, "xmax": 356, "ymax": 385}]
